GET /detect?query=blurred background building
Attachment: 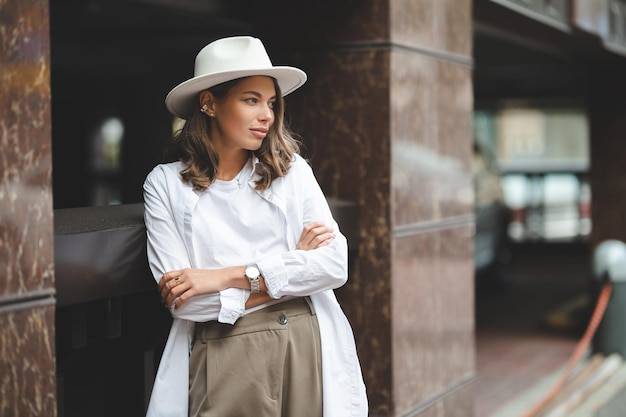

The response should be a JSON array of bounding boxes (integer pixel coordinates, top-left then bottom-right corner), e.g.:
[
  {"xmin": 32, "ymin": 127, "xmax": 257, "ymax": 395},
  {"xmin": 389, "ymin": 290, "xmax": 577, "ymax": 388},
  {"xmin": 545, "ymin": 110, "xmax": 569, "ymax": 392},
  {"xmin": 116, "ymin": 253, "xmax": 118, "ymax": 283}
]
[{"xmin": 3, "ymin": 0, "xmax": 626, "ymax": 416}]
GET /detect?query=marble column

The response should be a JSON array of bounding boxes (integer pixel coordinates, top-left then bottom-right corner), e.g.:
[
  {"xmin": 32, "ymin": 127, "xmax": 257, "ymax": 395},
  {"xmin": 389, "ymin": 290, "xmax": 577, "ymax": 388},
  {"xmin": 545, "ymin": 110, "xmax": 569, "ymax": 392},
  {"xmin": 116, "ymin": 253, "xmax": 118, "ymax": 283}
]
[
  {"xmin": 0, "ymin": 0, "xmax": 56, "ymax": 415},
  {"xmin": 260, "ymin": 1, "xmax": 475, "ymax": 415}
]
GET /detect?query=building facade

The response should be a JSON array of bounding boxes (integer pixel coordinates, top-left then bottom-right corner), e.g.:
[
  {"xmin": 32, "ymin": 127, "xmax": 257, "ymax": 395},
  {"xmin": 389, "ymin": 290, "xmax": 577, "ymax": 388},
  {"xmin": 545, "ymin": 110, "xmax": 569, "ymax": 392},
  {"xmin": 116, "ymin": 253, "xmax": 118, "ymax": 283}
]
[{"xmin": 2, "ymin": 1, "xmax": 626, "ymax": 416}]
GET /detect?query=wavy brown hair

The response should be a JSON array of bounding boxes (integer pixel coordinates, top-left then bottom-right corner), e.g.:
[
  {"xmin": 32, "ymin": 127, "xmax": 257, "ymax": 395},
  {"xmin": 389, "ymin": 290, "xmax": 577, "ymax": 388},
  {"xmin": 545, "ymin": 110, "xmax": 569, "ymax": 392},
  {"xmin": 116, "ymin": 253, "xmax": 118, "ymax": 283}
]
[{"xmin": 164, "ymin": 77, "xmax": 301, "ymax": 191}]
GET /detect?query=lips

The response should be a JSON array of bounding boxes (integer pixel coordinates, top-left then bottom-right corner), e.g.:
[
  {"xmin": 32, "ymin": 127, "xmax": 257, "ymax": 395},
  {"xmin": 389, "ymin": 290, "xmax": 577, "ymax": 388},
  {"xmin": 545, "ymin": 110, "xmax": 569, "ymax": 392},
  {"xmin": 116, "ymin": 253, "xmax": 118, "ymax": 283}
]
[{"xmin": 250, "ymin": 128, "xmax": 268, "ymax": 139}]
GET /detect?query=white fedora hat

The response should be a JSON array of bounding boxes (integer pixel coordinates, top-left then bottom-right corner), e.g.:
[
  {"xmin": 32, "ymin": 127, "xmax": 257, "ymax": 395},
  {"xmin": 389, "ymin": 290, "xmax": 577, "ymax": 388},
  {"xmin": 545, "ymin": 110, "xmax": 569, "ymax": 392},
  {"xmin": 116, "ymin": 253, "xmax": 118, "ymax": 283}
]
[{"xmin": 165, "ymin": 36, "xmax": 307, "ymax": 119}]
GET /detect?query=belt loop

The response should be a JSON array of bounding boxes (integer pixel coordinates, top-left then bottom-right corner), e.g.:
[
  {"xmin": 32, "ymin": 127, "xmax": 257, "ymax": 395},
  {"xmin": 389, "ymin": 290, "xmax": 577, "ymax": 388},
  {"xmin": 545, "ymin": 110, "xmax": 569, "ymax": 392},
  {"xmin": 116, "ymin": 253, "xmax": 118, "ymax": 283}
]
[
  {"xmin": 195, "ymin": 323, "xmax": 207, "ymax": 344},
  {"xmin": 304, "ymin": 296, "xmax": 316, "ymax": 316}
]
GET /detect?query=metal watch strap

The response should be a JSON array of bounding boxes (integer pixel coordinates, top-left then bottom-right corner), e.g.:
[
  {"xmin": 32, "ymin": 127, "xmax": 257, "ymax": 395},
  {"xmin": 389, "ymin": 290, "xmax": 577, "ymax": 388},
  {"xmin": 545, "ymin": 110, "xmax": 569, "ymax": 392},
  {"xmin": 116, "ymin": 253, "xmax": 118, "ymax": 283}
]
[
  {"xmin": 245, "ymin": 264, "xmax": 261, "ymax": 294},
  {"xmin": 249, "ymin": 277, "xmax": 260, "ymax": 293}
]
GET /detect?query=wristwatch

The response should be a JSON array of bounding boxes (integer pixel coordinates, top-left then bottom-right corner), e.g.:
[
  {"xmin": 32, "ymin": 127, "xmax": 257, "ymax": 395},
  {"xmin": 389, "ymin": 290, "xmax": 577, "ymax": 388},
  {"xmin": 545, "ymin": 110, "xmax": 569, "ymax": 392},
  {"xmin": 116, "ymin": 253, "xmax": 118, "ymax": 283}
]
[{"xmin": 245, "ymin": 264, "xmax": 261, "ymax": 294}]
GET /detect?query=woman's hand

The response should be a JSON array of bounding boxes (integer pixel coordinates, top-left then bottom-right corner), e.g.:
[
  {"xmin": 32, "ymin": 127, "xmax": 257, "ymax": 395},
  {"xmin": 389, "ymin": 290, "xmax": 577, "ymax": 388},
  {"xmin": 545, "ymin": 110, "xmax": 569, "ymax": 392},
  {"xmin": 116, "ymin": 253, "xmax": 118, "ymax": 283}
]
[
  {"xmin": 158, "ymin": 268, "xmax": 227, "ymax": 309},
  {"xmin": 296, "ymin": 221, "xmax": 335, "ymax": 250}
]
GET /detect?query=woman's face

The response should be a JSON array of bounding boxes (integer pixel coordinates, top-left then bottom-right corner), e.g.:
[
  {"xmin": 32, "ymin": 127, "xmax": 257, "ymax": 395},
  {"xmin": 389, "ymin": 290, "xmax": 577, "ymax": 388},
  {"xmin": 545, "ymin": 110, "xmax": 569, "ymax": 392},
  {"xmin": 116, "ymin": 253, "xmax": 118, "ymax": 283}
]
[{"xmin": 209, "ymin": 75, "xmax": 276, "ymax": 153}]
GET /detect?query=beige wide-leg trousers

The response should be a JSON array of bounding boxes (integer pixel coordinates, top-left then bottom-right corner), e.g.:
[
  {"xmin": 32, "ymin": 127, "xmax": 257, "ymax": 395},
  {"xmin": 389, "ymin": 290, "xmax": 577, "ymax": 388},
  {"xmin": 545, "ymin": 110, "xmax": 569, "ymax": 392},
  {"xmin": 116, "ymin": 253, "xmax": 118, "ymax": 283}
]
[{"xmin": 189, "ymin": 297, "xmax": 323, "ymax": 417}]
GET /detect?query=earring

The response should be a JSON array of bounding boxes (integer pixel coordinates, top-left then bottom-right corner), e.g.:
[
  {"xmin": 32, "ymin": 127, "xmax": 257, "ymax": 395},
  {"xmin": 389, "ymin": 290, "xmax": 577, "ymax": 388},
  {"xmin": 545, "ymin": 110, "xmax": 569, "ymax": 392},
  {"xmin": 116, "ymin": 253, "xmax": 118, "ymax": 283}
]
[
  {"xmin": 201, "ymin": 103, "xmax": 209, "ymax": 112},
  {"xmin": 209, "ymin": 113, "xmax": 215, "ymax": 117}
]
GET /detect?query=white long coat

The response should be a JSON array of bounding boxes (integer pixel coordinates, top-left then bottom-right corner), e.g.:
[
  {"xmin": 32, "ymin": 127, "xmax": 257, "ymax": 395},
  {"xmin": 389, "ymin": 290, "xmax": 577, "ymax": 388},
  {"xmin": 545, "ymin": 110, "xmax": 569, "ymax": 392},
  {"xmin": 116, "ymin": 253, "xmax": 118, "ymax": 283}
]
[{"xmin": 143, "ymin": 154, "xmax": 368, "ymax": 417}]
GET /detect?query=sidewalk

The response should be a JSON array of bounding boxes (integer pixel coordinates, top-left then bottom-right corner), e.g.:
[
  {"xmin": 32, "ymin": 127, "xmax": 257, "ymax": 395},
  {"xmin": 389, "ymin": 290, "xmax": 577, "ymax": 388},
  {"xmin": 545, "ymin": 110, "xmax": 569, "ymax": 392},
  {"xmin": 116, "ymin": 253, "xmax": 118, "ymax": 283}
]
[
  {"xmin": 475, "ymin": 242, "xmax": 592, "ymax": 417},
  {"xmin": 488, "ymin": 353, "xmax": 626, "ymax": 417}
]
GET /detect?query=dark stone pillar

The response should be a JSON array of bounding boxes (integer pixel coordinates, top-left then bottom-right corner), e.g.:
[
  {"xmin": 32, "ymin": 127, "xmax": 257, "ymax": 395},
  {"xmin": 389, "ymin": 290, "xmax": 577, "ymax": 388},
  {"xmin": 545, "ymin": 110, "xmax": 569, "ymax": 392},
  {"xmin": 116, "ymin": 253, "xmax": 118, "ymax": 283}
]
[{"xmin": 0, "ymin": 0, "xmax": 56, "ymax": 416}]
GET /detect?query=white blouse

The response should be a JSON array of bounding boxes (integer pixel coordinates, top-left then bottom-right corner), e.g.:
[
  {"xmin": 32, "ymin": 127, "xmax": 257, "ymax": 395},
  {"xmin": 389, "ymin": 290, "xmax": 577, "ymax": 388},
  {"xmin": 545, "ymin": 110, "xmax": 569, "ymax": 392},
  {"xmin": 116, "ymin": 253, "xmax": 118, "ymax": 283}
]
[{"xmin": 143, "ymin": 154, "xmax": 368, "ymax": 417}]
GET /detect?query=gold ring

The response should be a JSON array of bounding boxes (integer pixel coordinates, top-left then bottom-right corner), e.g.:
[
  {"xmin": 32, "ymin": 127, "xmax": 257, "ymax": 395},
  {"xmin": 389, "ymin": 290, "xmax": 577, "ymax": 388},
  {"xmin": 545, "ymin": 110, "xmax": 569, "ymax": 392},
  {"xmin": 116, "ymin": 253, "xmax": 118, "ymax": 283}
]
[{"xmin": 175, "ymin": 277, "xmax": 181, "ymax": 284}]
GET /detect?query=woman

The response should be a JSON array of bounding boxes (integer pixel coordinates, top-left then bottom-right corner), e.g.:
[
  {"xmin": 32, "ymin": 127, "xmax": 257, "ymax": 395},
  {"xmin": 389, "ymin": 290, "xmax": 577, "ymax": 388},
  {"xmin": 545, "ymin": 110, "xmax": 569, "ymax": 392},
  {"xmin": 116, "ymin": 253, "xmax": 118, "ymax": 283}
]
[{"xmin": 143, "ymin": 36, "xmax": 367, "ymax": 417}]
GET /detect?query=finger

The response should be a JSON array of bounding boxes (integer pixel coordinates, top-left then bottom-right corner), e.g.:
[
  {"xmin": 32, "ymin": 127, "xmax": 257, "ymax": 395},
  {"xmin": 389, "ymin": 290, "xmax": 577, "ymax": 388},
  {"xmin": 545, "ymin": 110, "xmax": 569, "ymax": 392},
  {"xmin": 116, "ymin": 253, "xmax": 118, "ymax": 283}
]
[
  {"xmin": 165, "ymin": 285, "xmax": 179, "ymax": 307},
  {"xmin": 162, "ymin": 277, "xmax": 179, "ymax": 300},
  {"xmin": 299, "ymin": 234, "xmax": 319, "ymax": 250},
  {"xmin": 307, "ymin": 223, "xmax": 329, "ymax": 236},
  {"xmin": 166, "ymin": 291, "xmax": 177, "ymax": 308},
  {"xmin": 303, "ymin": 221, "xmax": 324, "ymax": 231},
  {"xmin": 167, "ymin": 276, "xmax": 189, "ymax": 301},
  {"xmin": 310, "ymin": 232, "xmax": 333, "ymax": 248},
  {"xmin": 171, "ymin": 286, "xmax": 191, "ymax": 309},
  {"xmin": 160, "ymin": 288, "xmax": 170, "ymax": 304},
  {"xmin": 159, "ymin": 270, "xmax": 178, "ymax": 291},
  {"xmin": 158, "ymin": 272, "xmax": 169, "ymax": 291},
  {"xmin": 299, "ymin": 222, "xmax": 324, "ymax": 241},
  {"xmin": 300, "ymin": 225, "xmax": 330, "ymax": 247},
  {"xmin": 307, "ymin": 229, "xmax": 336, "ymax": 249}
]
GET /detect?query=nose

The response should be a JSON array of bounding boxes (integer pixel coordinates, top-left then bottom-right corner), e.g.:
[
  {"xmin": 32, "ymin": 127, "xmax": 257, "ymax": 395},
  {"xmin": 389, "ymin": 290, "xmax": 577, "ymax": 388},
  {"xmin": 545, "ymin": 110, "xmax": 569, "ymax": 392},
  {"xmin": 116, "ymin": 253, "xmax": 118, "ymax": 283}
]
[{"xmin": 260, "ymin": 103, "xmax": 274, "ymax": 121}]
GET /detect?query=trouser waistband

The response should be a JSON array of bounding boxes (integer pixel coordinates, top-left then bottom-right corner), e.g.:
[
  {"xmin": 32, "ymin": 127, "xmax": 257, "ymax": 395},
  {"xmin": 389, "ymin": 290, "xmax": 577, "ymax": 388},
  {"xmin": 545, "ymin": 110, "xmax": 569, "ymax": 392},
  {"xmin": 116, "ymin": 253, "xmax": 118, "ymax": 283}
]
[{"xmin": 194, "ymin": 296, "xmax": 315, "ymax": 343}]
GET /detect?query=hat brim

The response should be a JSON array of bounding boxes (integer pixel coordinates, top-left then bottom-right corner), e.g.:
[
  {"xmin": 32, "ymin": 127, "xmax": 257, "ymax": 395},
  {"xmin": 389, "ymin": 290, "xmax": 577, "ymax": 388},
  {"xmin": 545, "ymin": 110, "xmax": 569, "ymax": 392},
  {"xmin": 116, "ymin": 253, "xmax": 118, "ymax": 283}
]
[{"xmin": 165, "ymin": 66, "xmax": 307, "ymax": 119}]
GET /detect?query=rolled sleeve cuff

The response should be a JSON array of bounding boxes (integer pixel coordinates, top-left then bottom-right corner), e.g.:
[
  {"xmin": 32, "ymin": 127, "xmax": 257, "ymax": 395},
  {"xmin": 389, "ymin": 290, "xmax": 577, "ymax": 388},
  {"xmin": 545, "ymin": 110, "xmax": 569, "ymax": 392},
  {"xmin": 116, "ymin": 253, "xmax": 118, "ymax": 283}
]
[
  {"xmin": 218, "ymin": 288, "xmax": 247, "ymax": 324},
  {"xmin": 257, "ymin": 253, "xmax": 287, "ymax": 299}
]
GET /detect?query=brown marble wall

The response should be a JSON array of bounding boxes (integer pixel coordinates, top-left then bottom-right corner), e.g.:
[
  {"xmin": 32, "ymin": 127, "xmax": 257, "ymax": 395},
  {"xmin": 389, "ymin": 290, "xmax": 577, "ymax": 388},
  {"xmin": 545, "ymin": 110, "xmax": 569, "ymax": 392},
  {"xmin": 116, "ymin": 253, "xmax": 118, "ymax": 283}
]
[
  {"xmin": 0, "ymin": 0, "xmax": 56, "ymax": 416},
  {"xmin": 268, "ymin": 0, "xmax": 475, "ymax": 415},
  {"xmin": 389, "ymin": 1, "xmax": 474, "ymax": 415},
  {"xmin": 392, "ymin": 227, "xmax": 475, "ymax": 414}
]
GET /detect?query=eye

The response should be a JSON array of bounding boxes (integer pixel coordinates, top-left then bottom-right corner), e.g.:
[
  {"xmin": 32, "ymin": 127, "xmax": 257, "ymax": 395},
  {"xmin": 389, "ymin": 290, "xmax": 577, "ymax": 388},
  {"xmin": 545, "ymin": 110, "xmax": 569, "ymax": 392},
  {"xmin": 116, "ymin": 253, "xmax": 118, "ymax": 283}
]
[
  {"xmin": 268, "ymin": 101, "xmax": 276, "ymax": 109},
  {"xmin": 244, "ymin": 97, "xmax": 259, "ymax": 104}
]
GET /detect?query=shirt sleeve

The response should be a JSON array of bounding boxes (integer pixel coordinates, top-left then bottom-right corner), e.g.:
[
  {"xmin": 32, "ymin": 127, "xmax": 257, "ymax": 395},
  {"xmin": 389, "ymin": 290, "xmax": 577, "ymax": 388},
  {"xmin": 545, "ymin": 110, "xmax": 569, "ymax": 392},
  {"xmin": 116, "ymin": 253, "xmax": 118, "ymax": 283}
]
[
  {"xmin": 257, "ymin": 158, "xmax": 349, "ymax": 299},
  {"xmin": 144, "ymin": 165, "xmax": 232, "ymax": 323}
]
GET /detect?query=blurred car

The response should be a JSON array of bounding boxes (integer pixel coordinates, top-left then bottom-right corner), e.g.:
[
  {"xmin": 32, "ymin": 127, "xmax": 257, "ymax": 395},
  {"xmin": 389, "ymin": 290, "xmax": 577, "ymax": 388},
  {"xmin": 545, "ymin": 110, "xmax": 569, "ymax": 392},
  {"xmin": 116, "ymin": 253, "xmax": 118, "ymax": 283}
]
[
  {"xmin": 473, "ymin": 142, "xmax": 512, "ymax": 290},
  {"xmin": 500, "ymin": 172, "xmax": 591, "ymax": 242}
]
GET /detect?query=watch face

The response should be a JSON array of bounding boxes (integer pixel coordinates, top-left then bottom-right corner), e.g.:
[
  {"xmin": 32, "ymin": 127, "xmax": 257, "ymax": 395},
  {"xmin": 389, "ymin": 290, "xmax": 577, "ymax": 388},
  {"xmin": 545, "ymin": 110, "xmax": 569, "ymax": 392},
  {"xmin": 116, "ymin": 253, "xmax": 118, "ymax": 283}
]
[{"xmin": 246, "ymin": 265, "xmax": 260, "ymax": 279}]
